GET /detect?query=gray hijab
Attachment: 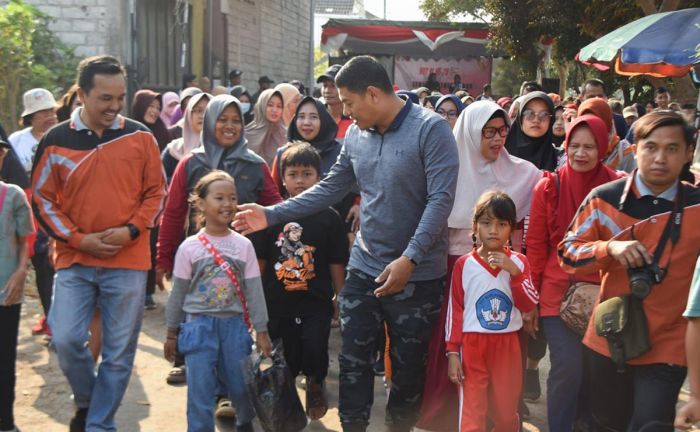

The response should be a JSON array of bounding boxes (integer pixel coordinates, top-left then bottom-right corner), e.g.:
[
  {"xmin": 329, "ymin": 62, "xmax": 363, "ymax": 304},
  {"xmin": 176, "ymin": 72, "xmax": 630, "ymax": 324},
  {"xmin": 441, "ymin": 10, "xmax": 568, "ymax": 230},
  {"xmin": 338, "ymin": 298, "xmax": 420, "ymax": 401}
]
[
  {"xmin": 245, "ymin": 89, "xmax": 287, "ymax": 166},
  {"xmin": 192, "ymin": 94, "xmax": 264, "ymax": 169}
]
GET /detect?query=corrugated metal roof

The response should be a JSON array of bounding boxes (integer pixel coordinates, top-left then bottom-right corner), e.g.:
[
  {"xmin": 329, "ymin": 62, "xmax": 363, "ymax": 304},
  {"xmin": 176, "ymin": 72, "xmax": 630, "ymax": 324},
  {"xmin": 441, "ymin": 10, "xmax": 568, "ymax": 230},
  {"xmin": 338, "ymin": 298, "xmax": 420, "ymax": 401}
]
[{"xmin": 315, "ymin": 0, "xmax": 356, "ymax": 15}]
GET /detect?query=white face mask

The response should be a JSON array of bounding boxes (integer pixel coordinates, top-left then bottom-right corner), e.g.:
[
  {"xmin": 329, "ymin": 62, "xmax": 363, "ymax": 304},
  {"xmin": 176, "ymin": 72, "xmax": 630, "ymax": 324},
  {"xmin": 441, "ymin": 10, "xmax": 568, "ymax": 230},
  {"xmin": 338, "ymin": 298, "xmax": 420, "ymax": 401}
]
[{"xmin": 240, "ymin": 102, "xmax": 251, "ymax": 114}]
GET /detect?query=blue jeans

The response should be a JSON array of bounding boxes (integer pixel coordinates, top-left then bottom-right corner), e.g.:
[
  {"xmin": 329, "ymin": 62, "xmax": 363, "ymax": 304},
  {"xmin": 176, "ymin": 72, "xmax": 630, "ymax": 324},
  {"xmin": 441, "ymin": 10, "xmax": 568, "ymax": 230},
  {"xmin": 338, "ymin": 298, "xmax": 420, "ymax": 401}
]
[
  {"xmin": 178, "ymin": 314, "xmax": 254, "ymax": 432},
  {"xmin": 542, "ymin": 316, "xmax": 584, "ymax": 432},
  {"xmin": 49, "ymin": 265, "xmax": 146, "ymax": 432}
]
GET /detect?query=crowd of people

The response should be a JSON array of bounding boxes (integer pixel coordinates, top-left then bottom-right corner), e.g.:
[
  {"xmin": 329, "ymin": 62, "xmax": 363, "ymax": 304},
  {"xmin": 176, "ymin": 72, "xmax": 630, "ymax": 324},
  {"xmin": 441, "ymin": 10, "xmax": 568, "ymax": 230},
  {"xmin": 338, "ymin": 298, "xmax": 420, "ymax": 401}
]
[{"xmin": 0, "ymin": 52, "xmax": 699, "ymax": 432}]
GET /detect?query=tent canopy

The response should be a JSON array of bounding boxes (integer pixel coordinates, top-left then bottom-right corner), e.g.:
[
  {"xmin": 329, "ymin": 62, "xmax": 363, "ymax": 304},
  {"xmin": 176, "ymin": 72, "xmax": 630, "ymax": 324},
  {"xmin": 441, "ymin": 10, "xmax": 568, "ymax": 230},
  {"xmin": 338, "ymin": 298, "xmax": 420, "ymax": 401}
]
[{"xmin": 321, "ymin": 18, "xmax": 494, "ymax": 59}]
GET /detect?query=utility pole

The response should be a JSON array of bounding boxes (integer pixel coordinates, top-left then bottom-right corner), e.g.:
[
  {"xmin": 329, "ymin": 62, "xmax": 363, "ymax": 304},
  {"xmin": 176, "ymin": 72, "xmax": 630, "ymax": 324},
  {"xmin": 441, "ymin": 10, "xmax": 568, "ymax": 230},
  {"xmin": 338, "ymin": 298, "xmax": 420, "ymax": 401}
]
[{"xmin": 309, "ymin": 0, "xmax": 315, "ymax": 94}]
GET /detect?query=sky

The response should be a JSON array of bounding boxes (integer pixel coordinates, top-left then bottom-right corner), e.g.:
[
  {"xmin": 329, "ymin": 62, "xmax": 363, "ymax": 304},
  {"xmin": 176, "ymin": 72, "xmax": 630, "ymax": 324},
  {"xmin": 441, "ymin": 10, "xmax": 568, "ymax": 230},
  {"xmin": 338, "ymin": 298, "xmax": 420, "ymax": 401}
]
[{"xmin": 364, "ymin": 0, "xmax": 428, "ymax": 21}]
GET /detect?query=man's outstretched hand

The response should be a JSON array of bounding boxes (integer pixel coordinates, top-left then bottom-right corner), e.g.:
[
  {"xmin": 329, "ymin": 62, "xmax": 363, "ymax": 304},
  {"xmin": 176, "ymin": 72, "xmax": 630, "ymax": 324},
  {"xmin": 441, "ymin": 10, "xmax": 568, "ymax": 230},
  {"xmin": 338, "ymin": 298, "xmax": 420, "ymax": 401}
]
[{"xmin": 232, "ymin": 203, "xmax": 269, "ymax": 235}]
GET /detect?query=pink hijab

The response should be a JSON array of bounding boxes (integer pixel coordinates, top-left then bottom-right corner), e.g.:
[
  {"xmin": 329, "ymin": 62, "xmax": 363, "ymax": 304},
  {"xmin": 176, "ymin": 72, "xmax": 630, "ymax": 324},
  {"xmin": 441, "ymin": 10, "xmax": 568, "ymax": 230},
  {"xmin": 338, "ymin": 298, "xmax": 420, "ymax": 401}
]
[
  {"xmin": 160, "ymin": 92, "xmax": 180, "ymax": 127},
  {"xmin": 166, "ymin": 92, "xmax": 210, "ymax": 160}
]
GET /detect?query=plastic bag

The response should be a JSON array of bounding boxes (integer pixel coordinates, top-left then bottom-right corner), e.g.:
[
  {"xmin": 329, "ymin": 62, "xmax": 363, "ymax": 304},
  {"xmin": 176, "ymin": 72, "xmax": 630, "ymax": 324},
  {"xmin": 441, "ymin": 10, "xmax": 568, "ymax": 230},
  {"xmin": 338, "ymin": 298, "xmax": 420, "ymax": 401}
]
[{"xmin": 242, "ymin": 342, "xmax": 307, "ymax": 432}]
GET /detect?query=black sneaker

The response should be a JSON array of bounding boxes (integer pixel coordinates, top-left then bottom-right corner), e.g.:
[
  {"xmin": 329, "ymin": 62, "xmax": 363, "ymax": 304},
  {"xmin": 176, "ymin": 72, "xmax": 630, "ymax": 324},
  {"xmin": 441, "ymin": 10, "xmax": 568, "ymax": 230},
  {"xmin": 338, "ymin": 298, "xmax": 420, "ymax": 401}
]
[
  {"xmin": 519, "ymin": 399, "xmax": 530, "ymax": 421},
  {"xmin": 523, "ymin": 368, "xmax": 541, "ymax": 402},
  {"xmin": 236, "ymin": 422, "xmax": 254, "ymax": 432},
  {"xmin": 342, "ymin": 423, "xmax": 367, "ymax": 432},
  {"xmin": 69, "ymin": 408, "xmax": 88, "ymax": 432},
  {"xmin": 145, "ymin": 294, "xmax": 156, "ymax": 310},
  {"xmin": 372, "ymin": 359, "xmax": 385, "ymax": 376}
]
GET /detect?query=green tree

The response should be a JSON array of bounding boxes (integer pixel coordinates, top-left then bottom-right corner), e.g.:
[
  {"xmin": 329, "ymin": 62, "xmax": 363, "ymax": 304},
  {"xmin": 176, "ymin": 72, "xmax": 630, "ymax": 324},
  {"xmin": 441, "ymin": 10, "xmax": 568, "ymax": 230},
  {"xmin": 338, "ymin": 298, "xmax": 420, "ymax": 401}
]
[
  {"xmin": 420, "ymin": 0, "xmax": 698, "ymax": 103},
  {"xmin": 0, "ymin": 0, "xmax": 78, "ymax": 133},
  {"xmin": 314, "ymin": 47, "xmax": 329, "ymax": 82}
]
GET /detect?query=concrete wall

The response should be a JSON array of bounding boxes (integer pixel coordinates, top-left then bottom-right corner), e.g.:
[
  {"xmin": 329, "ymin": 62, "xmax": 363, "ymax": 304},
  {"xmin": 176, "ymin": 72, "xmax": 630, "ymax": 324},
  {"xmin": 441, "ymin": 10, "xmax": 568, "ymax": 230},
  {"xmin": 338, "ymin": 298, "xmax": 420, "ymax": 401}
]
[
  {"xmin": 226, "ymin": 0, "xmax": 313, "ymax": 91},
  {"xmin": 2, "ymin": 0, "xmax": 312, "ymax": 90},
  {"xmin": 4, "ymin": 0, "xmax": 128, "ymax": 60}
]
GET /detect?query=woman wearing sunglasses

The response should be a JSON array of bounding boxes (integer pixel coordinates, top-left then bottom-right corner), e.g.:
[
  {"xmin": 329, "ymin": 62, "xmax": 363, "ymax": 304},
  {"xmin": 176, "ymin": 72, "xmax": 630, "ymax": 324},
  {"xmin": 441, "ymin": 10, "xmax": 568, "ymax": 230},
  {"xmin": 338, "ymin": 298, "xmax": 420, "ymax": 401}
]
[
  {"xmin": 417, "ymin": 100, "xmax": 542, "ymax": 431},
  {"xmin": 506, "ymin": 91, "xmax": 562, "ymax": 172}
]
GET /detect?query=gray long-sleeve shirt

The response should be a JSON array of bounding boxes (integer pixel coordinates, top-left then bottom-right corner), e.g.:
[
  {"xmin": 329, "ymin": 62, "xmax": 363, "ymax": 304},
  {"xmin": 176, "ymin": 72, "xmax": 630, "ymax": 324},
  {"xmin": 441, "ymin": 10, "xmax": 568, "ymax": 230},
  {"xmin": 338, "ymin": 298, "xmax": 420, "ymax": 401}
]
[{"xmin": 266, "ymin": 101, "xmax": 459, "ymax": 281}]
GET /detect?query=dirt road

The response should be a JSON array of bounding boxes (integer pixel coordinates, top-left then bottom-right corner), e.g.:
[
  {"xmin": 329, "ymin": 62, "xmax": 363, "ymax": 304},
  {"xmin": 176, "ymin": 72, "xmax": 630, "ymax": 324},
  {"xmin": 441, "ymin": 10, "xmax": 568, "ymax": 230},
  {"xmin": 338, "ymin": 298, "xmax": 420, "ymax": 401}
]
[{"xmin": 14, "ymin": 285, "xmax": 551, "ymax": 431}]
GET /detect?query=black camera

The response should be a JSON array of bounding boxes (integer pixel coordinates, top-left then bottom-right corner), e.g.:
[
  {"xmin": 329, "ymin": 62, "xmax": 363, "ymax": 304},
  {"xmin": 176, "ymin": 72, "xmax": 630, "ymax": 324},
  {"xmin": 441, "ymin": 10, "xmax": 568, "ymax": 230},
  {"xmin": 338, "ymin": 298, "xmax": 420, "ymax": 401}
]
[{"xmin": 628, "ymin": 264, "xmax": 666, "ymax": 299}]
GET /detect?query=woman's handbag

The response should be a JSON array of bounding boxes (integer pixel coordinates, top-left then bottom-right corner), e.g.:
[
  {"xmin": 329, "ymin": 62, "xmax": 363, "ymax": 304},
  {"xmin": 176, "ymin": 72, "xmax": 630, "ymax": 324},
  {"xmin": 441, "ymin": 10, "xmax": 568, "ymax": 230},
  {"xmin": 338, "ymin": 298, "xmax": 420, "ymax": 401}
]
[{"xmin": 559, "ymin": 281, "xmax": 600, "ymax": 336}]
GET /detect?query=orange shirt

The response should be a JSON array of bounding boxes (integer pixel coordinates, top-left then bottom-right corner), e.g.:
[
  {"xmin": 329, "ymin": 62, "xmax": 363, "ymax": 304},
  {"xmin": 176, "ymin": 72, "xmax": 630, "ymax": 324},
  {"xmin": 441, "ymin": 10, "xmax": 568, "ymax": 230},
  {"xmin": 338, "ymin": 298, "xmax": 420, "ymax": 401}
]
[
  {"xmin": 558, "ymin": 174, "xmax": 700, "ymax": 366},
  {"xmin": 31, "ymin": 112, "xmax": 167, "ymax": 271}
]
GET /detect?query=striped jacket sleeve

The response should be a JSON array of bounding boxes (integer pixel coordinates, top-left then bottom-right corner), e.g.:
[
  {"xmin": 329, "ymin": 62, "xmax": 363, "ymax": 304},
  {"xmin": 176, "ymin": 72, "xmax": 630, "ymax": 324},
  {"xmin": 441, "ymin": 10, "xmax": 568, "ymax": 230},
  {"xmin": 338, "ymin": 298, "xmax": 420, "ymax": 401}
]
[
  {"xmin": 445, "ymin": 256, "xmax": 466, "ymax": 353},
  {"xmin": 510, "ymin": 255, "xmax": 538, "ymax": 313},
  {"xmin": 31, "ymin": 143, "xmax": 85, "ymax": 248},
  {"xmin": 128, "ymin": 133, "xmax": 167, "ymax": 232},
  {"xmin": 557, "ymin": 193, "xmax": 616, "ymax": 275}
]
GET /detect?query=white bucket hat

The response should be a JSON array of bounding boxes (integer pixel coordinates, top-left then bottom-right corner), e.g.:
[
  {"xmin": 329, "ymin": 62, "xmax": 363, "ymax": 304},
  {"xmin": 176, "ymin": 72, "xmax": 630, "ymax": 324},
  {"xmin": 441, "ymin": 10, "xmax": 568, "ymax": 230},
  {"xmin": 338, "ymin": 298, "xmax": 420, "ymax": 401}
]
[{"xmin": 21, "ymin": 88, "xmax": 57, "ymax": 118}]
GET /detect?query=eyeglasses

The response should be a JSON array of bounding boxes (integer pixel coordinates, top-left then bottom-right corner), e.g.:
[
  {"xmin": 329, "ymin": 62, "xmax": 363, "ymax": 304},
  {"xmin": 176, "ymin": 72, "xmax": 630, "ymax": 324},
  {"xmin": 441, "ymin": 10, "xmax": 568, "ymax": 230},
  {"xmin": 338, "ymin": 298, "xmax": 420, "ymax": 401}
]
[
  {"xmin": 522, "ymin": 110, "xmax": 552, "ymax": 122},
  {"xmin": 437, "ymin": 109, "xmax": 459, "ymax": 119},
  {"xmin": 481, "ymin": 125, "xmax": 510, "ymax": 139}
]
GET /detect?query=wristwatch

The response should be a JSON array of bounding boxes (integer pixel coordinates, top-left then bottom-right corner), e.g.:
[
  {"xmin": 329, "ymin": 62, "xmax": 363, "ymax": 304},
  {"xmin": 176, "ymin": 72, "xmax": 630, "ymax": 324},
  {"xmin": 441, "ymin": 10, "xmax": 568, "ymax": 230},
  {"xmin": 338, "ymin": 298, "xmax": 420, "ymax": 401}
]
[{"xmin": 127, "ymin": 224, "xmax": 141, "ymax": 240}]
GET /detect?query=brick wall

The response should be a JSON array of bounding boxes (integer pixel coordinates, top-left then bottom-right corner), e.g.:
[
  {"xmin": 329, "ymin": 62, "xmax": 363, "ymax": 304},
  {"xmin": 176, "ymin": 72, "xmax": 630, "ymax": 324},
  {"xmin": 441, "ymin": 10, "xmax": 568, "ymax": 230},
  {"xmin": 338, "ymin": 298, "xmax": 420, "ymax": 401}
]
[{"xmin": 227, "ymin": 0, "xmax": 313, "ymax": 91}]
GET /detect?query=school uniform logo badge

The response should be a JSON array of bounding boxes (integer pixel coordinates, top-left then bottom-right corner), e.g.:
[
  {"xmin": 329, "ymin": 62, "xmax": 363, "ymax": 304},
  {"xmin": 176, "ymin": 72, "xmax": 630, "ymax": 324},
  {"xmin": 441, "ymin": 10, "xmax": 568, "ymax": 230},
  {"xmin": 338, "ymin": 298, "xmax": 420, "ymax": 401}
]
[{"xmin": 475, "ymin": 289, "xmax": 512, "ymax": 330}]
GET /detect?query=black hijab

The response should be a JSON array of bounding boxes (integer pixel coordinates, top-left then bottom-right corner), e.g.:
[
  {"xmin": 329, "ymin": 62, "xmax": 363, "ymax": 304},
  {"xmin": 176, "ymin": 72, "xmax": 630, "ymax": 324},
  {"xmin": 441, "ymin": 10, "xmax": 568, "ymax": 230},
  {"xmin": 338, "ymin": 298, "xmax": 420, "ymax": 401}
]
[
  {"xmin": 287, "ymin": 96, "xmax": 339, "ymax": 155},
  {"xmin": 505, "ymin": 91, "xmax": 558, "ymax": 171}
]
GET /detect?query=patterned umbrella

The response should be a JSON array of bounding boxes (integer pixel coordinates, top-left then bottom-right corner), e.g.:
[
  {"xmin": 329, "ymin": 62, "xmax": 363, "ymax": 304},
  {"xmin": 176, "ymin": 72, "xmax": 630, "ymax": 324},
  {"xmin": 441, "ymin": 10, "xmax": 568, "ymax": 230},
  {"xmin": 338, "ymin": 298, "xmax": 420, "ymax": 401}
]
[{"xmin": 577, "ymin": 8, "xmax": 700, "ymax": 77}]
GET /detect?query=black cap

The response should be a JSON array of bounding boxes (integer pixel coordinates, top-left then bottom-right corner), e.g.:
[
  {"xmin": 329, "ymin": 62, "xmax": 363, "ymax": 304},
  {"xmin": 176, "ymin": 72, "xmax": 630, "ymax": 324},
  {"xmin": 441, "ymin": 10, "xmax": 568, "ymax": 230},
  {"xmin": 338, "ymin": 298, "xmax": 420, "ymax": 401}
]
[
  {"xmin": 258, "ymin": 75, "xmax": 274, "ymax": 84},
  {"xmin": 316, "ymin": 64, "xmax": 342, "ymax": 83},
  {"xmin": 0, "ymin": 140, "xmax": 11, "ymax": 150},
  {"xmin": 229, "ymin": 69, "xmax": 242, "ymax": 79}
]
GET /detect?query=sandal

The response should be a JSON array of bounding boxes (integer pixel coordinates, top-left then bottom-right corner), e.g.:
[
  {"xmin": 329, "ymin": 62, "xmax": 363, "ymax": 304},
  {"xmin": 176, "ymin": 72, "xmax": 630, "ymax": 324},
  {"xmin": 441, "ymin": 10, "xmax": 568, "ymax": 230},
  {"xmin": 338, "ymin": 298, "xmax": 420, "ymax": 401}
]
[
  {"xmin": 305, "ymin": 377, "xmax": 328, "ymax": 420},
  {"xmin": 215, "ymin": 397, "xmax": 236, "ymax": 419},
  {"xmin": 166, "ymin": 365, "xmax": 186, "ymax": 385}
]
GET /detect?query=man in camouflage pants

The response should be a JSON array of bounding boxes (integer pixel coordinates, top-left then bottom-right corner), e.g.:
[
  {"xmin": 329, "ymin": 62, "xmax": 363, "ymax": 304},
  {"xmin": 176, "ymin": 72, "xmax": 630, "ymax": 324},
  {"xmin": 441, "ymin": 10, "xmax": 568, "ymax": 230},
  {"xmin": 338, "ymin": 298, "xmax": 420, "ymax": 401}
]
[{"xmin": 233, "ymin": 56, "xmax": 458, "ymax": 432}]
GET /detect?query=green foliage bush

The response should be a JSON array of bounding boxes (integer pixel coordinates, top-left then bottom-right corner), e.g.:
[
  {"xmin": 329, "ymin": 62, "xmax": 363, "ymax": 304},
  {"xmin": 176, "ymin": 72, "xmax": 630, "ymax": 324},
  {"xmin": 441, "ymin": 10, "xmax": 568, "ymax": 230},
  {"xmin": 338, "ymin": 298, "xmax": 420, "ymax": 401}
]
[{"xmin": 0, "ymin": 0, "xmax": 78, "ymax": 133}]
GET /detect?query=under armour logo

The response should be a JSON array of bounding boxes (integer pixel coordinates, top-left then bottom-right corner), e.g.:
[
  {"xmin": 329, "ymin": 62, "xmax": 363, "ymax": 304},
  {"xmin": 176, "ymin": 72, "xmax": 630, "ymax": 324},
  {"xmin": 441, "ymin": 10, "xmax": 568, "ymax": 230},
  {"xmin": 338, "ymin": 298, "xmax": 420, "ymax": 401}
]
[{"xmin": 395, "ymin": 149, "xmax": 404, "ymax": 156}]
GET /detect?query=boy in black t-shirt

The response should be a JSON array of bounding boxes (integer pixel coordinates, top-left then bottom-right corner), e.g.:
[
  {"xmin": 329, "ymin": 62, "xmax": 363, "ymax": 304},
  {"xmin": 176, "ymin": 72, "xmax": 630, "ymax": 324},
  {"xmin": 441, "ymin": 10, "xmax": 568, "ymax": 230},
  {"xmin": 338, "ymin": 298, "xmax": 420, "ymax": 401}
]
[{"xmin": 259, "ymin": 142, "xmax": 348, "ymax": 420}]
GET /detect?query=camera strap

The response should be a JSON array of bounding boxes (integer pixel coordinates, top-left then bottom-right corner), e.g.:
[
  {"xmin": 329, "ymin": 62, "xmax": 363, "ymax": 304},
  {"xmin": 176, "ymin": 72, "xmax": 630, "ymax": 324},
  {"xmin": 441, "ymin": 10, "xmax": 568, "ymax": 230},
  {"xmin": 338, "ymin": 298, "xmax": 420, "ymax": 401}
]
[
  {"xmin": 653, "ymin": 185, "xmax": 684, "ymax": 271},
  {"xmin": 629, "ymin": 180, "xmax": 684, "ymax": 275}
]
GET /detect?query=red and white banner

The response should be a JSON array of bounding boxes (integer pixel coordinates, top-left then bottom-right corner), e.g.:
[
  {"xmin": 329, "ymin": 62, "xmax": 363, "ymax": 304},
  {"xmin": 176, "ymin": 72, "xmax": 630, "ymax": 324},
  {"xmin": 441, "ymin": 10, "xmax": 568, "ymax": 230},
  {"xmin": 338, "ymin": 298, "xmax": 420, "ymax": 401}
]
[{"xmin": 393, "ymin": 57, "xmax": 492, "ymax": 94}]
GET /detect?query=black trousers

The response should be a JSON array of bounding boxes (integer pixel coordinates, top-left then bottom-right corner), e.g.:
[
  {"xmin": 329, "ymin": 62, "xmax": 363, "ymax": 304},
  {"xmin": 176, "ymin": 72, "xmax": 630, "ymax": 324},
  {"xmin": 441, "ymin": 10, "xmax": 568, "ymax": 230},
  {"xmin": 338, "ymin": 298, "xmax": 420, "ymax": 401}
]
[
  {"xmin": 31, "ymin": 252, "xmax": 55, "ymax": 315},
  {"xmin": 0, "ymin": 304, "xmax": 21, "ymax": 430},
  {"xmin": 587, "ymin": 348, "xmax": 686, "ymax": 432},
  {"xmin": 268, "ymin": 311, "xmax": 332, "ymax": 382},
  {"xmin": 145, "ymin": 227, "xmax": 158, "ymax": 296},
  {"xmin": 526, "ymin": 322, "xmax": 547, "ymax": 361},
  {"xmin": 338, "ymin": 269, "xmax": 443, "ymax": 431}
]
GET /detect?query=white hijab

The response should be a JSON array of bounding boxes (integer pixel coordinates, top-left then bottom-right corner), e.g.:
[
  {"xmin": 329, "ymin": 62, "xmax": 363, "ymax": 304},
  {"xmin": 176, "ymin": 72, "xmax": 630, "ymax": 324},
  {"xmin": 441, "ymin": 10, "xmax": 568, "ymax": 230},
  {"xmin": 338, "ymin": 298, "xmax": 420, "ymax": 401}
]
[{"xmin": 448, "ymin": 100, "xmax": 542, "ymax": 229}]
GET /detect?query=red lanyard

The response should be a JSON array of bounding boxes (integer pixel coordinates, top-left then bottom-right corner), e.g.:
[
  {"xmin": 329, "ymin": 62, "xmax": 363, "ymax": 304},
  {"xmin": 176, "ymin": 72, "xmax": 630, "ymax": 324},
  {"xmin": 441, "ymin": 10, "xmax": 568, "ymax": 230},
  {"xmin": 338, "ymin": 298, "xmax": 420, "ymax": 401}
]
[
  {"xmin": 0, "ymin": 184, "xmax": 7, "ymax": 215},
  {"xmin": 197, "ymin": 233, "xmax": 253, "ymax": 332}
]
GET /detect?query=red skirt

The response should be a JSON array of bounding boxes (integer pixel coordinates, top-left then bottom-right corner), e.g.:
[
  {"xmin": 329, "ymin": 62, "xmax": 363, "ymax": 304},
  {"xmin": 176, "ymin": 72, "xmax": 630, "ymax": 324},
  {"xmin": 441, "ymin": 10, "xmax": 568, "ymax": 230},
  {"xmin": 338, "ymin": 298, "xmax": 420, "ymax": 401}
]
[{"xmin": 415, "ymin": 254, "xmax": 461, "ymax": 431}]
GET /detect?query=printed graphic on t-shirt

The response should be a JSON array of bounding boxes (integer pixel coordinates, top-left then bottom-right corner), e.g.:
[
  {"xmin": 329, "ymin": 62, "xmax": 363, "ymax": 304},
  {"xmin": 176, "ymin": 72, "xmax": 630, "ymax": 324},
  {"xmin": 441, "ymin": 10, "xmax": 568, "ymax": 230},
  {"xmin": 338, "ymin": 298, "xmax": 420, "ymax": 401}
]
[
  {"xmin": 196, "ymin": 264, "xmax": 235, "ymax": 309},
  {"xmin": 274, "ymin": 222, "xmax": 316, "ymax": 291},
  {"xmin": 475, "ymin": 289, "xmax": 513, "ymax": 330}
]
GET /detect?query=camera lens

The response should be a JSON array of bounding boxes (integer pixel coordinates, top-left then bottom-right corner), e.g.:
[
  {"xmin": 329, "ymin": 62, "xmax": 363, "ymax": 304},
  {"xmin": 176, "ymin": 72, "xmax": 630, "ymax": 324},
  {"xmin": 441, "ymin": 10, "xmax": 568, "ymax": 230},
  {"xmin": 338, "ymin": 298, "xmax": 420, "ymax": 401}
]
[{"xmin": 628, "ymin": 269, "xmax": 652, "ymax": 299}]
